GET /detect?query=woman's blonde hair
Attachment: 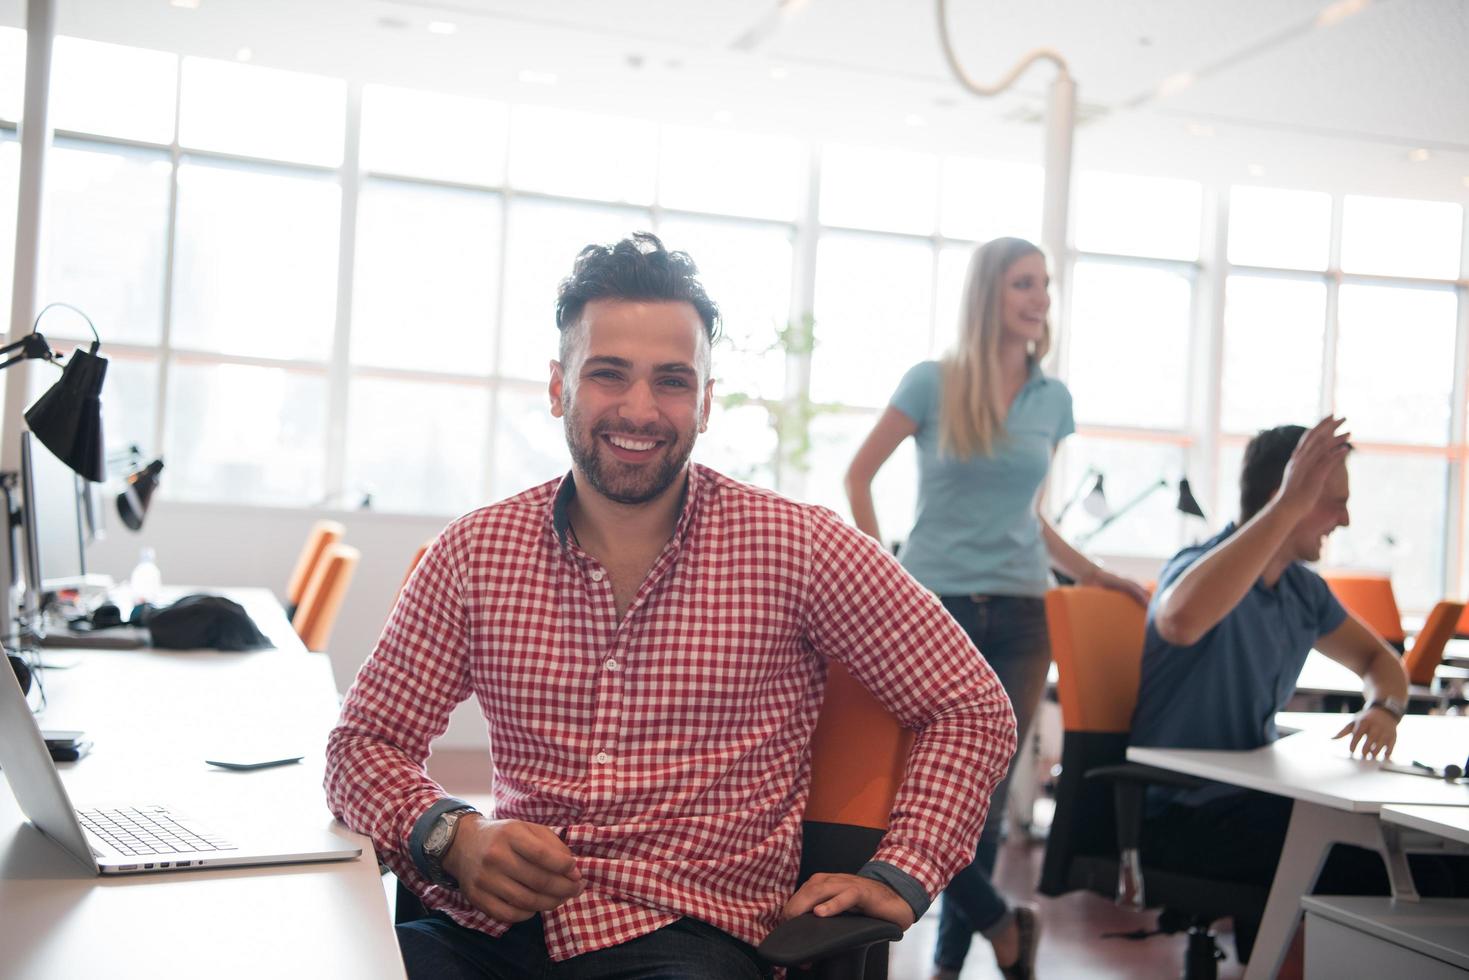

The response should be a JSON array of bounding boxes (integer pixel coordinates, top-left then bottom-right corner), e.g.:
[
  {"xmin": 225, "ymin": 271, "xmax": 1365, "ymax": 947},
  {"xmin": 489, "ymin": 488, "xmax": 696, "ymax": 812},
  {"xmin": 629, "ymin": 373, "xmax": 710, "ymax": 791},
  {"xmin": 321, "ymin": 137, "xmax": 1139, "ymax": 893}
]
[{"xmin": 938, "ymin": 237, "xmax": 1051, "ymax": 458}]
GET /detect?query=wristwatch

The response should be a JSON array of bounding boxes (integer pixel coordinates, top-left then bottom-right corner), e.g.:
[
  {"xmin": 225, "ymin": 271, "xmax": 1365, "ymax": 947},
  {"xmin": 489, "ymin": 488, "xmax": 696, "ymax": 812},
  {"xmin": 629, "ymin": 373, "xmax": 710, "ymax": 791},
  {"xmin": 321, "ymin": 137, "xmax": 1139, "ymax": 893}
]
[
  {"xmin": 423, "ymin": 806, "xmax": 476, "ymax": 887},
  {"xmin": 1367, "ymin": 696, "xmax": 1406, "ymax": 721}
]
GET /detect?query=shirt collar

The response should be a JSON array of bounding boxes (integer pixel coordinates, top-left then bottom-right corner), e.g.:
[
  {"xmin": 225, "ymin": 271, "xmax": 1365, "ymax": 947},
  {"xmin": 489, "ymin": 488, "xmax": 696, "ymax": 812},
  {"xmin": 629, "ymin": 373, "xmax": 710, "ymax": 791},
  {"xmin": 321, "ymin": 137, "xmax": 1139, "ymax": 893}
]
[{"xmin": 548, "ymin": 465, "xmax": 705, "ymax": 552}]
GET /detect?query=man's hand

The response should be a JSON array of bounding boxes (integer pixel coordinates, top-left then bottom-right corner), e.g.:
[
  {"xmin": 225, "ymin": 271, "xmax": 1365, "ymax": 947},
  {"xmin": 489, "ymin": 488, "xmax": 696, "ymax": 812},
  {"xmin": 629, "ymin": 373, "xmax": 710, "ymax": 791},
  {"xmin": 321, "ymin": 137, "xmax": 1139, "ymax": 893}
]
[
  {"xmin": 441, "ymin": 816, "xmax": 584, "ymax": 922},
  {"xmin": 1090, "ymin": 568, "xmax": 1151, "ymax": 608},
  {"xmin": 1274, "ymin": 415, "xmax": 1351, "ymax": 519},
  {"xmin": 781, "ymin": 873, "xmax": 915, "ymax": 930},
  {"xmin": 1332, "ymin": 706, "xmax": 1398, "ymax": 760}
]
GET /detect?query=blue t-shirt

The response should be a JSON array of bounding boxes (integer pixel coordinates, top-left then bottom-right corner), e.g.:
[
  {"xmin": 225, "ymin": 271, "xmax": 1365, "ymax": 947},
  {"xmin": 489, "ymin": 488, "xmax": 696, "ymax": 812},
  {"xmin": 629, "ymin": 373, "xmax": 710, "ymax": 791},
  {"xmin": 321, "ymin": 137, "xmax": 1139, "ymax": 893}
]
[
  {"xmin": 1130, "ymin": 523, "xmax": 1349, "ymax": 753},
  {"xmin": 889, "ymin": 360, "xmax": 1074, "ymax": 597}
]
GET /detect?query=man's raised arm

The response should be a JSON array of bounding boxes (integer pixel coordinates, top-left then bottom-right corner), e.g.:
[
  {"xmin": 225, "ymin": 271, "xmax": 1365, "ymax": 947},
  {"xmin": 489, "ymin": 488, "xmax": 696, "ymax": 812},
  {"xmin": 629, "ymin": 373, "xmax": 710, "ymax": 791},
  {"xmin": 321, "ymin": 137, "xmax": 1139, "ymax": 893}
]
[{"xmin": 1155, "ymin": 416, "xmax": 1350, "ymax": 646}]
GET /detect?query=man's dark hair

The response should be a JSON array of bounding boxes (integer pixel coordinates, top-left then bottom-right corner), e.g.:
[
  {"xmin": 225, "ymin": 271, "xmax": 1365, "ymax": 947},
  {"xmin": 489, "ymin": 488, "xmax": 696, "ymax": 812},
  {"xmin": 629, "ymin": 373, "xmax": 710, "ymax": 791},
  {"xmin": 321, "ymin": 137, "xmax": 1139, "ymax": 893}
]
[
  {"xmin": 1238, "ymin": 424, "xmax": 1353, "ymax": 523},
  {"xmin": 554, "ymin": 232, "xmax": 721, "ymax": 365},
  {"xmin": 1239, "ymin": 425, "xmax": 1306, "ymax": 523}
]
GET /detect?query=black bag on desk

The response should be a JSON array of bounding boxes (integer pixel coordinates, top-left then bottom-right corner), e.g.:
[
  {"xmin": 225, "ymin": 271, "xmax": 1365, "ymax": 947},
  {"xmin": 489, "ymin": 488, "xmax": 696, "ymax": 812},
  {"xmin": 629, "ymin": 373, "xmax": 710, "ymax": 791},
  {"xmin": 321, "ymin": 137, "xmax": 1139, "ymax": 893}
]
[{"xmin": 128, "ymin": 594, "xmax": 274, "ymax": 651}]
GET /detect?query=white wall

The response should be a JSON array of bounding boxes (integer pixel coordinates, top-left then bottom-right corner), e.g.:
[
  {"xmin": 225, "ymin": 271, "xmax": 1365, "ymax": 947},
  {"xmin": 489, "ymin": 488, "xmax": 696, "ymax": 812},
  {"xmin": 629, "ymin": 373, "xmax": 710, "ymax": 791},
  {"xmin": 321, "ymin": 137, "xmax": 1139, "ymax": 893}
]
[{"xmin": 86, "ymin": 498, "xmax": 492, "ymax": 748}]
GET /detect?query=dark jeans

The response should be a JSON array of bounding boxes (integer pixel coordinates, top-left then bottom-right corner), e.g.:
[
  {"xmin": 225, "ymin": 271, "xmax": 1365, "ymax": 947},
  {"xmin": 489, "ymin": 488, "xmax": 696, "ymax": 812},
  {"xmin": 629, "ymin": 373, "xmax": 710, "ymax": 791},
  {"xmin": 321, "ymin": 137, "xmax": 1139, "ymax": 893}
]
[
  {"xmin": 397, "ymin": 913, "xmax": 771, "ymax": 980},
  {"xmin": 1143, "ymin": 788, "xmax": 1469, "ymax": 963},
  {"xmin": 933, "ymin": 594, "xmax": 1051, "ymax": 972}
]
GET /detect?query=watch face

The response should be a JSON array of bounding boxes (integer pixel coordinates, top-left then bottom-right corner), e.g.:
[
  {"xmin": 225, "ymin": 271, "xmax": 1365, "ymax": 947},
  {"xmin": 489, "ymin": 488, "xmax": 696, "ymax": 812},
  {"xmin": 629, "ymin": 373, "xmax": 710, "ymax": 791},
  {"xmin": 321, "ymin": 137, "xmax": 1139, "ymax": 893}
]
[{"xmin": 425, "ymin": 819, "xmax": 452, "ymax": 856}]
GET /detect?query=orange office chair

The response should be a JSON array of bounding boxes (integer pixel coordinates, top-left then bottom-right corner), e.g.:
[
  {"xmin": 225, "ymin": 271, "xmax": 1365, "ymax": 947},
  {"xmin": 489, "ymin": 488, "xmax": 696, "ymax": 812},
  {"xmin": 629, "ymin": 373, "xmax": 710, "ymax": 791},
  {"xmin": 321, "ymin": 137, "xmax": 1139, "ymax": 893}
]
[
  {"xmin": 758, "ymin": 661, "xmax": 914, "ymax": 978},
  {"xmin": 1403, "ymin": 600, "xmax": 1467, "ymax": 686},
  {"xmin": 285, "ymin": 519, "xmax": 345, "ymax": 620},
  {"xmin": 1039, "ymin": 586, "xmax": 1269, "ymax": 979},
  {"xmin": 1322, "ymin": 573, "xmax": 1405, "ymax": 649},
  {"xmin": 292, "ymin": 542, "xmax": 360, "ymax": 652},
  {"xmin": 399, "ymin": 542, "xmax": 431, "ymax": 596},
  {"xmin": 1456, "ymin": 603, "xmax": 1469, "ymax": 640}
]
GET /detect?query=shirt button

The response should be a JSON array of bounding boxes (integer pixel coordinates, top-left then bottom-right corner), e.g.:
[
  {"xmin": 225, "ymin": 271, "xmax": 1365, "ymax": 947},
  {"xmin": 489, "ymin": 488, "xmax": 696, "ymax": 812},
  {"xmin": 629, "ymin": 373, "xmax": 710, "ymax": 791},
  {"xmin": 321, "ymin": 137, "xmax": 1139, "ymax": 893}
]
[
  {"xmin": 604, "ymin": 658, "xmax": 619, "ymax": 671},
  {"xmin": 589, "ymin": 569, "xmax": 605, "ymax": 582},
  {"xmin": 594, "ymin": 751, "xmax": 610, "ymax": 765}
]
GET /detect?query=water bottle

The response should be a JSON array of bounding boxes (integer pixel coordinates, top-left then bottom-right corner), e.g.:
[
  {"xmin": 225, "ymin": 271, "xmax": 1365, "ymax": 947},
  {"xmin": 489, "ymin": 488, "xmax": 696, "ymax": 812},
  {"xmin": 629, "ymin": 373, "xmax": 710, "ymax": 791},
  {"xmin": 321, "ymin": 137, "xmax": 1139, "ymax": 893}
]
[{"xmin": 129, "ymin": 547, "xmax": 162, "ymax": 605}]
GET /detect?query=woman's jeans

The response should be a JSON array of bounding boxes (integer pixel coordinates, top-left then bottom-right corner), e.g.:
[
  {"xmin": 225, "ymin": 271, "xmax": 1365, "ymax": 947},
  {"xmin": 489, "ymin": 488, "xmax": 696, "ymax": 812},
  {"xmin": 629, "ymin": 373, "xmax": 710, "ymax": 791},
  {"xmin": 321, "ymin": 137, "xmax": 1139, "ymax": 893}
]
[{"xmin": 933, "ymin": 594, "xmax": 1052, "ymax": 971}]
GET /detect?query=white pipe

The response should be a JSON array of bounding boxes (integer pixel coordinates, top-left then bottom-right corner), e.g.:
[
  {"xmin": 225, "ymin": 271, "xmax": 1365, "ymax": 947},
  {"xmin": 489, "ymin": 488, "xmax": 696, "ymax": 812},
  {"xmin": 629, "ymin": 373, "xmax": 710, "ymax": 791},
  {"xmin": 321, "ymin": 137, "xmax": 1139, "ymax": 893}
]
[
  {"xmin": 935, "ymin": 0, "xmax": 1069, "ymax": 96},
  {"xmin": 3, "ymin": 0, "xmax": 56, "ymax": 478},
  {"xmin": 1041, "ymin": 70, "xmax": 1076, "ymax": 302},
  {"xmin": 8, "ymin": 0, "xmax": 54, "ymax": 346}
]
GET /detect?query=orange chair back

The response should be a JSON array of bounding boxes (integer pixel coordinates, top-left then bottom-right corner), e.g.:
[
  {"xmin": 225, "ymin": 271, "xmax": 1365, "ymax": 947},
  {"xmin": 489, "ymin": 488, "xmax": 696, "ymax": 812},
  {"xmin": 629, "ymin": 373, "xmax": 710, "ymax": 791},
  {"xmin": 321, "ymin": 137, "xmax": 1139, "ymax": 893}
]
[
  {"xmin": 1404, "ymin": 600, "xmax": 1467, "ymax": 686},
  {"xmin": 286, "ymin": 520, "xmax": 345, "ymax": 611},
  {"xmin": 1045, "ymin": 586, "xmax": 1148, "ymax": 734},
  {"xmin": 292, "ymin": 542, "xmax": 360, "ymax": 652},
  {"xmin": 399, "ymin": 542, "xmax": 431, "ymax": 595},
  {"xmin": 803, "ymin": 662, "xmax": 913, "ymax": 831},
  {"xmin": 1322, "ymin": 573, "xmax": 1405, "ymax": 646},
  {"xmin": 1457, "ymin": 604, "xmax": 1469, "ymax": 638}
]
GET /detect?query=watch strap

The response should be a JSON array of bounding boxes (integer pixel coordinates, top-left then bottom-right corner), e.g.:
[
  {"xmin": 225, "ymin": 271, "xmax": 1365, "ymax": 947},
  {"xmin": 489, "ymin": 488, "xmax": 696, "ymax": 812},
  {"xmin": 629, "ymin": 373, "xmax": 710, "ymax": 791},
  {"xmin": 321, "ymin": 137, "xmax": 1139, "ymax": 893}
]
[
  {"xmin": 1367, "ymin": 697, "xmax": 1405, "ymax": 721},
  {"xmin": 409, "ymin": 797, "xmax": 475, "ymax": 882}
]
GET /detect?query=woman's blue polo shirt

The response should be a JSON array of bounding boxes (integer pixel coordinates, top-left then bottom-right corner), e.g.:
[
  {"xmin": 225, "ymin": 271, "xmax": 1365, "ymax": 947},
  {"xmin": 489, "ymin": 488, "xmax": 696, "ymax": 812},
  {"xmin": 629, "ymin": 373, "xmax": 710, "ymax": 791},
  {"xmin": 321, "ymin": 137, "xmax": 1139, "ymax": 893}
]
[{"xmin": 889, "ymin": 360, "xmax": 1074, "ymax": 598}]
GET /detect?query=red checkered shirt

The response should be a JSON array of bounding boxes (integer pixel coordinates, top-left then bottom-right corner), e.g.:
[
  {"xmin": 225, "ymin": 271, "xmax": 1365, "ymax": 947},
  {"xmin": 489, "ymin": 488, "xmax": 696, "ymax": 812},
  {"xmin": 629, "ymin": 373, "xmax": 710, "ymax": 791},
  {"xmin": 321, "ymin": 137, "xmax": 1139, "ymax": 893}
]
[{"xmin": 325, "ymin": 464, "xmax": 1015, "ymax": 960}]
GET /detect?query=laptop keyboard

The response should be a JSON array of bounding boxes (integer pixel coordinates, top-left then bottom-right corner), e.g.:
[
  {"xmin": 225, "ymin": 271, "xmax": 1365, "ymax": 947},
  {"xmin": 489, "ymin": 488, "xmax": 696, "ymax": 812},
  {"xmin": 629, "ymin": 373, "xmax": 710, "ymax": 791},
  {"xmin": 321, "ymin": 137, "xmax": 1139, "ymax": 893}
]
[{"xmin": 77, "ymin": 805, "xmax": 238, "ymax": 856}]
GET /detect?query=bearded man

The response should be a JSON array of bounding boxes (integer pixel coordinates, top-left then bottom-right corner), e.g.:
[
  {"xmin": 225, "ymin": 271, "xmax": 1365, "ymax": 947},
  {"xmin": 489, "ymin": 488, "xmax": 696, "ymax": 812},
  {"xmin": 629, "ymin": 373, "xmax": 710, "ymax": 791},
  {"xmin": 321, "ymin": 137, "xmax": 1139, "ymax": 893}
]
[{"xmin": 325, "ymin": 232, "xmax": 1016, "ymax": 979}]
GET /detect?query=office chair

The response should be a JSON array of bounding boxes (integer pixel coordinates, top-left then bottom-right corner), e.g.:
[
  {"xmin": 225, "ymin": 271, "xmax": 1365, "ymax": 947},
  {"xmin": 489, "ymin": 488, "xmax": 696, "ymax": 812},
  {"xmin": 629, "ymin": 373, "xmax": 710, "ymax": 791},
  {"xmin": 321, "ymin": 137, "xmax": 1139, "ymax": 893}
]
[
  {"xmin": 1456, "ymin": 603, "xmax": 1469, "ymax": 641},
  {"xmin": 1321, "ymin": 573, "xmax": 1405, "ymax": 650},
  {"xmin": 1038, "ymin": 586, "xmax": 1268, "ymax": 980},
  {"xmin": 285, "ymin": 519, "xmax": 345, "ymax": 620},
  {"xmin": 394, "ymin": 662, "xmax": 910, "ymax": 979},
  {"xmin": 291, "ymin": 542, "xmax": 360, "ymax": 652},
  {"xmin": 399, "ymin": 541, "xmax": 431, "ymax": 596},
  {"xmin": 1403, "ymin": 600, "xmax": 1466, "ymax": 686},
  {"xmin": 757, "ymin": 661, "xmax": 914, "ymax": 979}
]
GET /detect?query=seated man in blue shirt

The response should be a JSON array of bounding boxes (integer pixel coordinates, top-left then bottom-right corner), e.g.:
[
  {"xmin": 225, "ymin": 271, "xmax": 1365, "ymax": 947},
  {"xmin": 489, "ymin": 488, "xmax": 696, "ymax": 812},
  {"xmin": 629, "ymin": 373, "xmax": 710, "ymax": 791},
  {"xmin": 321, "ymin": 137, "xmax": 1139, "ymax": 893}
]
[{"xmin": 1130, "ymin": 416, "xmax": 1409, "ymax": 963}]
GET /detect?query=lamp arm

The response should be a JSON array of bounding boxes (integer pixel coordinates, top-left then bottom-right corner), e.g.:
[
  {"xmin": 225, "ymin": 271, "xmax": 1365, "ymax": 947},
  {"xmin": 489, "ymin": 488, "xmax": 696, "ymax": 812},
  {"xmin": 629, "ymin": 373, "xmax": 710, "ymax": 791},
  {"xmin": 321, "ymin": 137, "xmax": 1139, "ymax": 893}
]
[
  {"xmin": 1053, "ymin": 466, "xmax": 1097, "ymax": 524},
  {"xmin": 1077, "ymin": 479, "xmax": 1166, "ymax": 547},
  {"xmin": 0, "ymin": 331, "xmax": 56, "ymax": 369},
  {"xmin": 936, "ymin": 0, "xmax": 1071, "ymax": 97}
]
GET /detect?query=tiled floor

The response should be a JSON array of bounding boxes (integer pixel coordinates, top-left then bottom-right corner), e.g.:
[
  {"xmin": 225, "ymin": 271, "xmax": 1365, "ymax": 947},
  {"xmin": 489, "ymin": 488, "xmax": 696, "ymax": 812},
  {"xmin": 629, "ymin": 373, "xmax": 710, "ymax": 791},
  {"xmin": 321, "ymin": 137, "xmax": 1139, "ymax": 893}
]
[{"xmin": 426, "ymin": 749, "xmax": 1246, "ymax": 979}]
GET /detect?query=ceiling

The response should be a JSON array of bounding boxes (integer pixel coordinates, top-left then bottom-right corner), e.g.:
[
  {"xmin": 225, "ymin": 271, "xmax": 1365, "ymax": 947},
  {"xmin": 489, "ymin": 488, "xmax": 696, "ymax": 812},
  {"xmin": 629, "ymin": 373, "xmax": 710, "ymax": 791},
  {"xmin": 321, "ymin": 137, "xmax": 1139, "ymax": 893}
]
[{"xmin": 4, "ymin": 0, "xmax": 1468, "ymax": 202}]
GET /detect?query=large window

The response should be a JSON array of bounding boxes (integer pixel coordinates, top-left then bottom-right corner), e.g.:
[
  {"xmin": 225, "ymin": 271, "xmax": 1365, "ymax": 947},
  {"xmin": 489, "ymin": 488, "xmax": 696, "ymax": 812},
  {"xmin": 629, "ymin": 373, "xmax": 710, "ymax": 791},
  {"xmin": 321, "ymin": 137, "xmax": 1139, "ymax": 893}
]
[{"xmin": 9, "ymin": 32, "xmax": 1467, "ymax": 612}]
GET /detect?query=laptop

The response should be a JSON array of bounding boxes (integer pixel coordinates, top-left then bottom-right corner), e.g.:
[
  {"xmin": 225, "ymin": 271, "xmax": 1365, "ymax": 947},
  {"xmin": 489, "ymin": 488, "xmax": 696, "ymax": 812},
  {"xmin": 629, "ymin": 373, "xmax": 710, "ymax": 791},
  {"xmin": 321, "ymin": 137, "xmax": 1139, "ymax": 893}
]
[{"xmin": 0, "ymin": 658, "xmax": 361, "ymax": 874}]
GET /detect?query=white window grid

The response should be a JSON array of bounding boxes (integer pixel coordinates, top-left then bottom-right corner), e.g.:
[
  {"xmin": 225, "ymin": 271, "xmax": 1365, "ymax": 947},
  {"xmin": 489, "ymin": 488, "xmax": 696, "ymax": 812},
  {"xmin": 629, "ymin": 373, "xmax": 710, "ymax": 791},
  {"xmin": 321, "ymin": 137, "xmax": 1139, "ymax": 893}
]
[{"xmin": 0, "ymin": 49, "xmax": 1465, "ymax": 608}]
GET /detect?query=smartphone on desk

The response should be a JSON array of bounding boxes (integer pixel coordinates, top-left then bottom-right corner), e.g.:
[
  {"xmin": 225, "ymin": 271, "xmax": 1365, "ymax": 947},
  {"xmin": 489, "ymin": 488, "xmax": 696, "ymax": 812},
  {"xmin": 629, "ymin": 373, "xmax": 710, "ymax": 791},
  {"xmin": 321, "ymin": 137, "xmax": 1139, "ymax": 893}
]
[{"xmin": 41, "ymin": 729, "xmax": 92, "ymax": 762}]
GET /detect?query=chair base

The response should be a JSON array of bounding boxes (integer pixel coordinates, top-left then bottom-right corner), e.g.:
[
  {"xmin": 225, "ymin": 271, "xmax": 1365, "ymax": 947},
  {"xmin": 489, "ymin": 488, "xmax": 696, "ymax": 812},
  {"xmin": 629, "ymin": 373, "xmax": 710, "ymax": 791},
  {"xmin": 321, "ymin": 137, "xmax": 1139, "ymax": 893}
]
[{"xmin": 1183, "ymin": 924, "xmax": 1224, "ymax": 980}]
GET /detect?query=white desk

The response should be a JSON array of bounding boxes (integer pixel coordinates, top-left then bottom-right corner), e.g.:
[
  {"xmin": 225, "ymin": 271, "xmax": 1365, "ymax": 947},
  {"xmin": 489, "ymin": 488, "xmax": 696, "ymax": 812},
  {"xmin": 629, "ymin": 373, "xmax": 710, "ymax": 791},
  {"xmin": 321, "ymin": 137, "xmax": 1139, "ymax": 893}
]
[
  {"xmin": 0, "ymin": 589, "xmax": 403, "ymax": 979},
  {"xmin": 1128, "ymin": 713, "xmax": 1469, "ymax": 980},
  {"xmin": 1382, "ymin": 805, "xmax": 1469, "ymax": 848},
  {"xmin": 1292, "ymin": 650, "xmax": 1466, "ymax": 706}
]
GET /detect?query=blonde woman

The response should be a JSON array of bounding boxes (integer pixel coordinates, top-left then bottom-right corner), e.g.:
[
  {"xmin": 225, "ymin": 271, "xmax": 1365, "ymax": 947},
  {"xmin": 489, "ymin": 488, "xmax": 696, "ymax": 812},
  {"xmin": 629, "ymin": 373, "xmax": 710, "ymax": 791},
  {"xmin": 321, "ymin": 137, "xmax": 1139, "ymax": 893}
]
[{"xmin": 845, "ymin": 237, "xmax": 1146, "ymax": 980}]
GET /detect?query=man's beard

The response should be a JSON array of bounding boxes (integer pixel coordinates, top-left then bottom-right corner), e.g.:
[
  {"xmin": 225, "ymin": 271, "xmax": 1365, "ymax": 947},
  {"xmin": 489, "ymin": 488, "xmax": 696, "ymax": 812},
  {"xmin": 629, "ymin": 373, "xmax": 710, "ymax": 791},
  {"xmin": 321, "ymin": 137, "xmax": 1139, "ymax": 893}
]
[{"xmin": 562, "ymin": 400, "xmax": 697, "ymax": 506}]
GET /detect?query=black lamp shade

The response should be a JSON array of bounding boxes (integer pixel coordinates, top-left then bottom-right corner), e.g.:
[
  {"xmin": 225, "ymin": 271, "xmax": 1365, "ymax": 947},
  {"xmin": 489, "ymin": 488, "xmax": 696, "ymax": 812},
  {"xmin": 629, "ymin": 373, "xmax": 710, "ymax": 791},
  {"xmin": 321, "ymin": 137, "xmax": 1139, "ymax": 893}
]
[
  {"xmin": 117, "ymin": 459, "xmax": 164, "ymax": 531},
  {"xmin": 1176, "ymin": 477, "xmax": 1207, "ymax": 519},
  {"xmin": 24, "ymin": 347, "xmax": 108, "ymax": 483}
]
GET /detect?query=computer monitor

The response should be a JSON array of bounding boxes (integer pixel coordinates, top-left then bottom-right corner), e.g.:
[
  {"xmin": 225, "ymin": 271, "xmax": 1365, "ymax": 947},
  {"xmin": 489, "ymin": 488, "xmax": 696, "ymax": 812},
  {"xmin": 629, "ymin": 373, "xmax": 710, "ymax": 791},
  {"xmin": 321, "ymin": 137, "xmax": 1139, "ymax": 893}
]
[
  {"xmin": 18, "ymin": 431, "xmax": 45, "ymax": 631},
  {"xmin": 27, "ymin": 431, "xmax": 90, "ymax": 591}
]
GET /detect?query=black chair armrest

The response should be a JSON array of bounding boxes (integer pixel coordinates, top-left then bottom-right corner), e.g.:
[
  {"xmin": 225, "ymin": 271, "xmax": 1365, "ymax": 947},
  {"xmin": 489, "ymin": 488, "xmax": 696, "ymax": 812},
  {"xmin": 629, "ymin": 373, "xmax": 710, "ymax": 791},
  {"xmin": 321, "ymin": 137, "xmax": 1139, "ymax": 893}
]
[
  {"xmin": 1087, "ymin": 762, "xmax": 1207, "ymax": 854},
  {"xmin": 1085, "ymin": 762, "xmax": 1208, "ymax": 792},
  {"xmin": 757, "ymin": 912, "xmax": 903, "ymax": 967}
]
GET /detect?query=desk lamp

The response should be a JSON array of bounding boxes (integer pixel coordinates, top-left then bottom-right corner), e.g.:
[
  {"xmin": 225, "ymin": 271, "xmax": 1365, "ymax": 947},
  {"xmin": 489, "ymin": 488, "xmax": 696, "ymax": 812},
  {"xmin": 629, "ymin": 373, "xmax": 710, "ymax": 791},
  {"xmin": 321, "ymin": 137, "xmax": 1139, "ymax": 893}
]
[
  {"xmin": 117, "ymin": 458, "xmax": 164, "ymax": 531},
  {"xmin": 1076, "ymin": 475, "xmax": 1208, "ymax": 548},
  {"xmin": 14, "ymin": 304, "xmax": 108, "ymax": 483},
  {"xmin": 2, "ymin": 305, "xmax": 108, "ymax": 695}
]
